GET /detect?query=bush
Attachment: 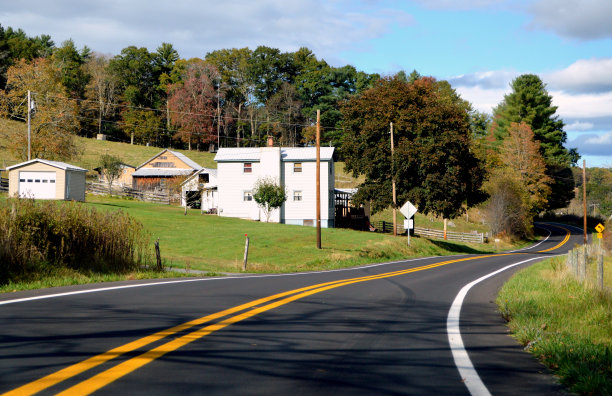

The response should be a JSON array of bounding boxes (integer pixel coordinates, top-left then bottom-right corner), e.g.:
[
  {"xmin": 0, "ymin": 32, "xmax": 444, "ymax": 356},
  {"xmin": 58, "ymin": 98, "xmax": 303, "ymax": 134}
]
[{"xmin": 0, "ymin": 198, "xmax": 149, "ymax": 284}]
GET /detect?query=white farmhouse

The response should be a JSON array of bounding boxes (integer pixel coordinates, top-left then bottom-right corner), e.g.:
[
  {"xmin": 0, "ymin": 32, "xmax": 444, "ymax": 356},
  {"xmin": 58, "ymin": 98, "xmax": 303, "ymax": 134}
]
[{"xmin": 214, "ymin": 144, "xmax": 335, "ymax": 227}]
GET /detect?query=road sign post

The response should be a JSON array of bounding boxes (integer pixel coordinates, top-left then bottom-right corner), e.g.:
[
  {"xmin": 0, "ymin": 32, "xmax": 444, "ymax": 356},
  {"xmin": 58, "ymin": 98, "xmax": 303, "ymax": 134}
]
[{"xmin": 400, "ymin": 201, "xmax": 418, "ymax": 245}]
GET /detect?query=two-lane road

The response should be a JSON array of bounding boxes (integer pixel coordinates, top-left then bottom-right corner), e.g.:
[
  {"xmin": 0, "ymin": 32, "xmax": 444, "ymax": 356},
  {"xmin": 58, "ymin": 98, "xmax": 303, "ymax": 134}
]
[{"xmin": 0, "ymin": 223, "xmax": 580, "ymax": 395}]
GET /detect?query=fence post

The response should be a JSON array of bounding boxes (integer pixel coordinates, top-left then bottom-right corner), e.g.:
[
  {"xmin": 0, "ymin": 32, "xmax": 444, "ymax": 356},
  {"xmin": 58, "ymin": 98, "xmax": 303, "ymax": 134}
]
[
  {"xmin": 243, "ymin": 234, "xmax": 249, "ymax": 271},
  {"xmin": 581, "ymin": 245, "xmax": 587, "ymax": 282},
  {"xmin": 154, "ymin": 238, "xmax": 163, "ymax": 271},
  {"xmin": 573, "ymin": 249, "xmax": 579, "ymax": 278},
  {"xmin": 598, "ymin": 251, "xmax": 604, "ymax": 290},
  {"xmin": 382, "ymin": 221, "xmax": 386, "ymax": 233}
]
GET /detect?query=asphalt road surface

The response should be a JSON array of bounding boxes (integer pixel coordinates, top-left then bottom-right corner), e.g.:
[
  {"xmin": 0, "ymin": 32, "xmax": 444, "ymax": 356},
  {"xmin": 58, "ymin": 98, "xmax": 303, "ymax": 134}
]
[{"xmin": 0, "ymin": 223, "xmax": 581, "ymax": 395}]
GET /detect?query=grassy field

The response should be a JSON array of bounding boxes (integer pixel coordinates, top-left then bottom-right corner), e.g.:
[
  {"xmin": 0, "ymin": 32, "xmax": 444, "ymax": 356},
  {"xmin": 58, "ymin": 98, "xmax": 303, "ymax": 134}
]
[
  {"xmin": 84, "ymin": 195, "xmax": 505, "ymax": 273},
  {"xmin": 497, "ymin": 256, "xmax": 612, "ymax": 395}
]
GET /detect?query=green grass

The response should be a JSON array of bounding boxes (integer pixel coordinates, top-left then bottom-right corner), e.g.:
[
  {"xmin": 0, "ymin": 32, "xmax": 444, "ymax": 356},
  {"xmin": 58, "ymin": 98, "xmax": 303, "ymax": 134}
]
[
  {"xmin": 84, "ymin": 195, "xmax": 507, "ymax": 273},
  {"xmin": 497, "ymin": 256, "xmax": 612, "ymax": 395}
]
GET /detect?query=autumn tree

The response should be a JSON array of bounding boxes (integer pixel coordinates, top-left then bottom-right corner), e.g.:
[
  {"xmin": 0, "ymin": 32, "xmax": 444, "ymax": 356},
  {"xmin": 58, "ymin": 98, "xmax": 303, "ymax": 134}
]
[
  {"xmin": 341, "ymin": 76, "xmax": 486, "ymax": 218},
  {"xmin": 168, "ymin": 60, "xmax": 221, "ymax": 151},
  {"xmin": 1, "ymin": 58, "xmax": 81, "ymax": 161},
  {"xmin": 492, "ymin": 74, "xmax": 576, "ymax": 209},
  {"xmin": 500, "ymin": 122, "xmax": 552, "ymax": 215}
]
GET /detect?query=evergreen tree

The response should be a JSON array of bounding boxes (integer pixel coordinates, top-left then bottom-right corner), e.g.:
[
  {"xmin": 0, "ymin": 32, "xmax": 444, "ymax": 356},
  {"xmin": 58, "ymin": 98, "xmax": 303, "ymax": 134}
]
[{"xmin": 491, "ymin": 74, "xmax": 576, "ymax": 209}]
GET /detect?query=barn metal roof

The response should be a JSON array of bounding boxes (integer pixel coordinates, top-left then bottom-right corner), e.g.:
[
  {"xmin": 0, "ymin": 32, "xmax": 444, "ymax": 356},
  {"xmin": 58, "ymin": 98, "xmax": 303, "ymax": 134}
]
[
  {"xmin": 214, "ymin": 147, "xmax": 335, "ymax": 162},
  {"xmin": 135, "ymin": 149, "xmax": 202, "ymax": 171},
  {"xmin": 6, "ymin": 159, "xmax": 87, "ymax": 172}
]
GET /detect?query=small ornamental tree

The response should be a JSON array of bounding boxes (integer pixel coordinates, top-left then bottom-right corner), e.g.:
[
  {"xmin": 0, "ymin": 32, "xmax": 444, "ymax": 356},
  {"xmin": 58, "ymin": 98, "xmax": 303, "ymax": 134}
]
[
  {"xmin": 100, "ymin": 154, "xmax": 122, "ymax": 195},
  {"xmin": 253, "ymin": 177, "xmax": 287, "ymax": 222}
]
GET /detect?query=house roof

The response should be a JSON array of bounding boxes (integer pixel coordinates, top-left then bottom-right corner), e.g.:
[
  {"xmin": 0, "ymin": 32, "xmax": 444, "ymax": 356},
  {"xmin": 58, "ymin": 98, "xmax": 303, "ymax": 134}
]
[
  {"xmin": 215, "ymin": 147, "xmax": 335, "ymax": 162},
  {"xmin": 180, "ymin": 167, "xmax": 218, "ymax": 186},
  {"xmin": 132, "ymin": 168, "xmax": 196, "ymax": 177},
  {"xmin": 135, "ymin": 149, "xmax": 202, "ymax": 171},
  {"xmin": 7, "ymin": 159, "xmax": 87, "ymax": 172}
]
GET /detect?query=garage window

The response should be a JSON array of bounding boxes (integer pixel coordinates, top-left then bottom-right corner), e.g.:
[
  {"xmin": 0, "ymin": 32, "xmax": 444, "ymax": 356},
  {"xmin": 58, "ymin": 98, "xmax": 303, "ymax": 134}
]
[
  {"xmin": 20, "ymin": 179, "xmax": 25, "ymax": 182},
  {"xmin": 50, "ymin": 180, "xmax": 55, "ymax": 183}
]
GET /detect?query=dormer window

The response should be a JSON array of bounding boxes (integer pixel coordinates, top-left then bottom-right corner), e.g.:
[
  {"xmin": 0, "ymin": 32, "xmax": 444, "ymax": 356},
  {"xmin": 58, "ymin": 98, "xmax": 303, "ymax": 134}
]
[{"xmin": 244, "ymin": 163, "xmax": 252, "ymax": 173}]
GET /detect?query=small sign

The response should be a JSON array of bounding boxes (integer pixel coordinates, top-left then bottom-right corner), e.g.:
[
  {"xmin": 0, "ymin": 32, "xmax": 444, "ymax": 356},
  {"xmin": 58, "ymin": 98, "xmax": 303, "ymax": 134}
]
[
  {"xmin": 403, "ymin": 219, "xmax": 414, "ymax": 229},
  {"xmin": 595, "ymin": 223, "xmax": 605, "ymax": 233},
  {"xmin": 597, "ymin": 233, "xmax": 603, "ymax": 239},
  {"xmin": 400, "ymin": 201, "xmax": 417, "ymax": 219}
]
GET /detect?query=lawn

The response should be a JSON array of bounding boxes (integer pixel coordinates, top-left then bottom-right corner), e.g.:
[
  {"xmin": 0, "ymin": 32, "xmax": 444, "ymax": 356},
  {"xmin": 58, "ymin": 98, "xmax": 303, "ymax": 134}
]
[{"xmin": 85, "ymin": 195, "xmax": 504, "ymax": 273}]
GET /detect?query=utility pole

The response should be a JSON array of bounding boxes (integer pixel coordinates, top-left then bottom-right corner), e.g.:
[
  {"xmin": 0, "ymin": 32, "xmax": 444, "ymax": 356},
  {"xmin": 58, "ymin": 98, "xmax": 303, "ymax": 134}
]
[
  {"xmin": 316, "ymin": 110, "xmax": 321, "ymax": 249},
  {"xmin": 217, "ymin": 81, "xmax": 221, "ymax": 150},
  {"xmin": 391, "ymin": 122, "xmax": 397, "ymax": 236},
  {"xmin": 583, "ymin": 159, "xmax": 587, "ymax": 245},
  {"xmin": 27, "ymin": 90, "xmax": 31, "ymax": 161}
]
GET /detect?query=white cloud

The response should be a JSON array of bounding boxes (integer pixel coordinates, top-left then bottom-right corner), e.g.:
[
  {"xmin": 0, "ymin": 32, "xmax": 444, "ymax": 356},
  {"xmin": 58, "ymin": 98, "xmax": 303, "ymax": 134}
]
[
  {"xmin": 569, "ymin": 132, "xmax": 612, "ymax": 156},
  {"xmin": 549, "ymin": 90, "xmax": 612, "ymax": 119},
  {"xmin": 528, "ymin": 0, "xmax": 612, "ymax": 40},
  {"xmin": 544, "ymin": 58, "xmax": 612, "ymax": 94},
  {"xmin": 0, "ymin": 0, "xmax": 412, "ymax": 63},
  {"xmin": 566, "ymin": 121, "xmax": 594, "ymax": 131}
]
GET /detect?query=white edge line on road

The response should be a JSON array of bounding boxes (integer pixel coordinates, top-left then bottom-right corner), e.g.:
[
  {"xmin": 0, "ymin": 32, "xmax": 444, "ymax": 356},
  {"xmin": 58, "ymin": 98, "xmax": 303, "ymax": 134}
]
[
  {"xmin": 0, "ymin": 255, "xmax": 450, "ymax": 307},
  {"xmin": 447, "ymin": 256, "xmax": 550, "ymax": 396},
  {"xmin": 506, "ymin": 229, "xmax": 551, "ymax": 253}
]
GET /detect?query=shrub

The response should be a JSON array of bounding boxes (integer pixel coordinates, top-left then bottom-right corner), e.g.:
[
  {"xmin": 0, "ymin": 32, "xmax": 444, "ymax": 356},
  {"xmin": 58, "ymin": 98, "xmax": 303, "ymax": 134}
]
[{"xmin": 0, "ymin": 198, "xmax": 149, "ymax": 284}]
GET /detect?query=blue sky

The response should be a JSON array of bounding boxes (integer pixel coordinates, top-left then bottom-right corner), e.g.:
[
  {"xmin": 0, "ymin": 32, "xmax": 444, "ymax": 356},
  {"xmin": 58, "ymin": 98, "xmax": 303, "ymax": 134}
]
[{"xmin": 2, "ymin": 0, "xmax": 611, "ymax": 167}]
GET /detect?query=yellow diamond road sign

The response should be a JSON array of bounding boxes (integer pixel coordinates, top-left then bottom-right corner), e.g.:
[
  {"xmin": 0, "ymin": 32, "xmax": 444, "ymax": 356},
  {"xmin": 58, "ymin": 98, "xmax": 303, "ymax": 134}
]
[{"xmin": 595, "ymin": 223, "xmax": 605, "ymax": 233}]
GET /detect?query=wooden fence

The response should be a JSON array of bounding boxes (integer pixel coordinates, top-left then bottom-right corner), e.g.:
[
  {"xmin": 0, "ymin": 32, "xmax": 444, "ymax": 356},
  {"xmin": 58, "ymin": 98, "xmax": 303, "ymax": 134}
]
[
  {"xmin": 86, "ymin": 182, "xmax": 171, "ymax": 205},
  {"xmin": 369, "ymin": 220, "xmax": 486, "ymax": 243}
]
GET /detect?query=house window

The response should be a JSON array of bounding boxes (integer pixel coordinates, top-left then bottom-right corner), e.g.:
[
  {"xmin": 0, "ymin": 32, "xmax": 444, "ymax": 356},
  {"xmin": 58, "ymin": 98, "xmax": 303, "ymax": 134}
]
[
  {"xmin": 243, "ymin": 191, "xmax": 253, "ymax": 201},
  {"xmin": 294, "ymin": 162, "xmax": 302, "ymax": 173},
  {"xmin": 293, "ymin": 191, "xmax": 302, "ymax": 201},
  {"xmin": 198, "ymin": 173, "xmax": 209, "ymax": 183},
  {"xmin": 244, "ymin": 163, "xmax": 252, "ymax": 173}
]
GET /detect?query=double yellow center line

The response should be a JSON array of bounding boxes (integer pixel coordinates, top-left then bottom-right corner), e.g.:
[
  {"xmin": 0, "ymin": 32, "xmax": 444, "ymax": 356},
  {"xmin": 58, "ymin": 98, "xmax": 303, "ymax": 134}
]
[{"xmin": 4, "ymin": 227, "xmax": 571, "ymax": 395}]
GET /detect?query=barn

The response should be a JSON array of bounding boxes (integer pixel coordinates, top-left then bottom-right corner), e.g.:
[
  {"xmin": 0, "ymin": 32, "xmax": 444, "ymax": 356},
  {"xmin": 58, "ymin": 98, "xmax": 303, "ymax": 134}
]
[
  {"xmin": 7, "ymin": 159, "xmax": 87, "ymax": 201},
  {"xmin": 131, "ymin": 149, "xmax": 202, "ymax": 192}
]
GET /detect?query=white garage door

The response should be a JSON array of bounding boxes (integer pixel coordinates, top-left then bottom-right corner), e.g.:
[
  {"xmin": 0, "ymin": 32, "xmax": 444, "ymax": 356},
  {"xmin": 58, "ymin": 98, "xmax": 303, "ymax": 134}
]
[{"xmin": 18, "ymin": 171, "xmax": 57, "ymax": 199}]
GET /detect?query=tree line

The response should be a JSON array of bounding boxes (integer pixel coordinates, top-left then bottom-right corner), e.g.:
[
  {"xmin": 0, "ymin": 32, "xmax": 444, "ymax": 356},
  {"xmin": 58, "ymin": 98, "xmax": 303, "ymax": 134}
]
[
  {"xmin": 0, "ymin": 24, "xmax": 378, "ymax": 152},
  {"xmin": 0, "ymin": 24, "xmax": 580, "ymax": 238}
]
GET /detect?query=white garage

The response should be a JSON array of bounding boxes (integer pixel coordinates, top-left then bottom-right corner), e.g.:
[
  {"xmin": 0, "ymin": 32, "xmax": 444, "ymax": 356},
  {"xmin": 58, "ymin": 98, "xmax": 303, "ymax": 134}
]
[{"xmin": 7, "ymin": 159, "xmax": 87, "ymax": 201}]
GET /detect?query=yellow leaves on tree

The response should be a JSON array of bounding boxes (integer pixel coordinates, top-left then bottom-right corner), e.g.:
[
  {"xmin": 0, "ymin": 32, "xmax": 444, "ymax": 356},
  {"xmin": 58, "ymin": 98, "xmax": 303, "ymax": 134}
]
[
  {"xmin": 0, "ymin": 58, "xmax": 81, "ymax": 161},
  {"xmin": 500, "ymin": 122, "xmax": 552, "ymax": 215}
]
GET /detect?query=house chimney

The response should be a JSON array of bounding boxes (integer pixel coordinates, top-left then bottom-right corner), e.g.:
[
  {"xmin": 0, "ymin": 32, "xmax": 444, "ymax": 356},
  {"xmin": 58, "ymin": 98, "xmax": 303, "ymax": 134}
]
[{"xmin": 267, "ymin": 135, "xmax": 274, "ymax": 147}]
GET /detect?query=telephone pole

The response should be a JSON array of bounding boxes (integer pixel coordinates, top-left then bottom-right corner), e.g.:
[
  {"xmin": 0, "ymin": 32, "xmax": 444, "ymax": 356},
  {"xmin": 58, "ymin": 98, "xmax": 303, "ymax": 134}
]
[
  {"xmin": 583, "ymin": 159, "xmax": 587, "ymax": 245},
  {"xmin": 316, "ymin": 110, "xmax": 322, "ymax": 249},
  {"xmin": 391, "ymin": 122, "xmax": 397, "ymax": 236},
  {"xmin": 27, "ymin": 90, "xmax": 31, "ymax": 161}
]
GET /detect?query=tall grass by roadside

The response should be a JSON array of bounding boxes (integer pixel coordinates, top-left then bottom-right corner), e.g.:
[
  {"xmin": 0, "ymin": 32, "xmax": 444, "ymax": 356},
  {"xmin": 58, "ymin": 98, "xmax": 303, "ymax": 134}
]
[
  {"xmin": 0, "ymin": 198, "xmax": 150, "ymax": 285},
  {"xmin": 497, "ymin": 257, "xmax": 612, "ymax": 395}
]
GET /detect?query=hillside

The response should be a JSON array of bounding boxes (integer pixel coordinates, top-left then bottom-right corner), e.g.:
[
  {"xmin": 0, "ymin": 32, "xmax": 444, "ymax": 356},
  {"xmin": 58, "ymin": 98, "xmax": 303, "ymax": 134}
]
[{"xmin": 1, "ymin": 118, "xmax": 362, "ymax": 184}]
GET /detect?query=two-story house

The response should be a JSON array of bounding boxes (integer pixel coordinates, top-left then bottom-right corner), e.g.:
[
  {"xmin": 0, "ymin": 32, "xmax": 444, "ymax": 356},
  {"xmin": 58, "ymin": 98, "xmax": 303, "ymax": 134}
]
[{"xmin": 214, "ymin": 143, "xmax": 335, "ymax": 227}]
